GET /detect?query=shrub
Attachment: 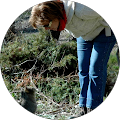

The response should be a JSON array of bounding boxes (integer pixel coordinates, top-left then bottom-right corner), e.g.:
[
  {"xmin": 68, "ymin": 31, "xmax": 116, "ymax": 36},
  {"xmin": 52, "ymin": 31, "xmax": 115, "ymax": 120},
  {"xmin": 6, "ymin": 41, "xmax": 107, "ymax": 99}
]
[
  {"xmin": 38, "ymin": 77, "xmax": 80, "ymax": 104},
  {"xmin": 0, "ymin": 28, "xmax": 77, "ymax": 78}
]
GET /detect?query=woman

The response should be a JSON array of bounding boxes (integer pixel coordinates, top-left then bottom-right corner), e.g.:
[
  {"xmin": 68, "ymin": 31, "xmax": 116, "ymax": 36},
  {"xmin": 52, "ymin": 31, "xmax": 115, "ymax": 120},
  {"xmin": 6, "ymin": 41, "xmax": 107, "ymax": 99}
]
[{"xmin": 29, "ymin": 0, "xmax": 116, "ymax": 116}]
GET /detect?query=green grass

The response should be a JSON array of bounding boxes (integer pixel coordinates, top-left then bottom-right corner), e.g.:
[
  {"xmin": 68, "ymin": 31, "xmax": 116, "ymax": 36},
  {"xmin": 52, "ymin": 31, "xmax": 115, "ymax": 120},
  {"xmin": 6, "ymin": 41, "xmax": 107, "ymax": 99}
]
[{"xmin": 107, "ymin": 48, "xmax": 119, "ymax": 83}]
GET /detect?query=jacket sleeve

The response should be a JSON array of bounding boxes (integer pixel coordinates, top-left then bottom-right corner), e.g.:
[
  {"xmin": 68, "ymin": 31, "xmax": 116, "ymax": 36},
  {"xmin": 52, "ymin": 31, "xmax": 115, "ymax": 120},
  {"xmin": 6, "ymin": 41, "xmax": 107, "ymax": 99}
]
[{"xmin": 75, "ymin": 2, "xmax": 101, "ymax": 20}]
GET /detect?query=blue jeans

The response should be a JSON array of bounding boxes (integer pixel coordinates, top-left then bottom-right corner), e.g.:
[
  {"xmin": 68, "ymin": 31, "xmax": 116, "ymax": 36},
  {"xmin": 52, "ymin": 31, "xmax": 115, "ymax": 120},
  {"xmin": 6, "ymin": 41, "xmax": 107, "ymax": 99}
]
[{"xmin": 77, "ymin": 29, "xmax": 116, "ymax": 109}]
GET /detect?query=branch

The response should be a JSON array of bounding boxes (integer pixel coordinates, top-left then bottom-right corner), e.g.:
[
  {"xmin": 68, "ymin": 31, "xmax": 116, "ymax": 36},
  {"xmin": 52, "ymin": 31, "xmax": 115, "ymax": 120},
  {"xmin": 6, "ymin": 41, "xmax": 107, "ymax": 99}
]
[
  {"xmin": 14, "ymin": 59, "xmax": 36, "ymax": 67},
  {"xmin": 36, "ymin": 90, "xmax": 61, "ymax": 107},
  {"xmin": 13, "ymin": 59, "xmax": 37, "ymax": 75}
]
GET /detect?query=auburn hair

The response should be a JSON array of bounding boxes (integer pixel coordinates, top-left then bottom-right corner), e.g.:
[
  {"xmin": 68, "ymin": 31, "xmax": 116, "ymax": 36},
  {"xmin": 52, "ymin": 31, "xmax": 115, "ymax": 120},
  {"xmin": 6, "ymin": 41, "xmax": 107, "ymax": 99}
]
[{"xmin": 29, "ymin": 1, "xmax": 64, "ymax": 28}]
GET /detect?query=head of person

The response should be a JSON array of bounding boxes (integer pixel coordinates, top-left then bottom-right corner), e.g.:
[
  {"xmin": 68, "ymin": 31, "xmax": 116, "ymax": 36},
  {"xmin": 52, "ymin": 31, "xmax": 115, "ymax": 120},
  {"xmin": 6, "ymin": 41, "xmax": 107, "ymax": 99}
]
[{"xmin": 29, "ymin": 1, "xmax": 63, "ymax": 31}]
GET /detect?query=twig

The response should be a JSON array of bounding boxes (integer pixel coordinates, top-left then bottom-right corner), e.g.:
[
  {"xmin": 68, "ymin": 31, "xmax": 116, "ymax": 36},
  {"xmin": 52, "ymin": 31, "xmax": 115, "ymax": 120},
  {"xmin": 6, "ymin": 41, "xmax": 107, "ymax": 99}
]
[
  {"xmin": 46, "ymin": 103, "xmax": 78, "ymax": 115},
  {"xmin": 10, "ymin": 90, "xmax": 22, "ymax": 94},
  {"xmin": 63, "ymin": 73, "xmax": 79, "ymax": 82},
  {"xmin": 60, "ymin": 50, "xmax": 66, "ymax": 62},
  {"xmin": 28, "ymin": 72, "xmax": 61, "ymax": 107},
  {"xmin": 36, "ymin": 90, "xmax": 61, "ymax": 107},
  {"xmin": 14, "ymin": 59, "xmax": 36, "ymax": 67},
  {"xmin": 11, "ymin": 79, "xmax": 16, "ymax": 83},
  {"xmin": 13, "ymin": 49, "xmax": 45, "ymax": 75},
  {"xmin": 29, "ymin": 71, "xmax": 38, "ymax": 89},
  {"xmin": 13, "ymin": 59, "xmax": 37, "ymax": 75}
]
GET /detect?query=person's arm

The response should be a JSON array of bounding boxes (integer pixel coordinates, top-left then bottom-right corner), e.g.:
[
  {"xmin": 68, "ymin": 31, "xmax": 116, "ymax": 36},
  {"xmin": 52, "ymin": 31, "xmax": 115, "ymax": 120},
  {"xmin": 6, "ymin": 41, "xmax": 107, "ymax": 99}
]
[
  {"xmin": 51, "ymin": 30, "xmax": 61, "ymax": 40},
  {"xmin": 46, "ymin": 30, "xmax": 61, "ymax": 42}
]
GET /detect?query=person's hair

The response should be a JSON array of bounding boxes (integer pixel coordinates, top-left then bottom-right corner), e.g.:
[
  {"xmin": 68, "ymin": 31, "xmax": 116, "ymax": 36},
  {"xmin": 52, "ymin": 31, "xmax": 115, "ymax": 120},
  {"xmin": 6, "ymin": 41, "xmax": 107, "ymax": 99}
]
[{"xmin": 29, "ymin": 1, "xmax": 64, "ymax": 28}]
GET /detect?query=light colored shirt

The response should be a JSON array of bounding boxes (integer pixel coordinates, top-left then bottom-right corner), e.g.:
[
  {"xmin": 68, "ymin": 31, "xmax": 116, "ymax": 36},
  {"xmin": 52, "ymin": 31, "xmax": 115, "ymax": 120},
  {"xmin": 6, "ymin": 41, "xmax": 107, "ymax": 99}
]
[{"xmin": 63, "ymin": 0, "xmax": 111, "ymax": 40}]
